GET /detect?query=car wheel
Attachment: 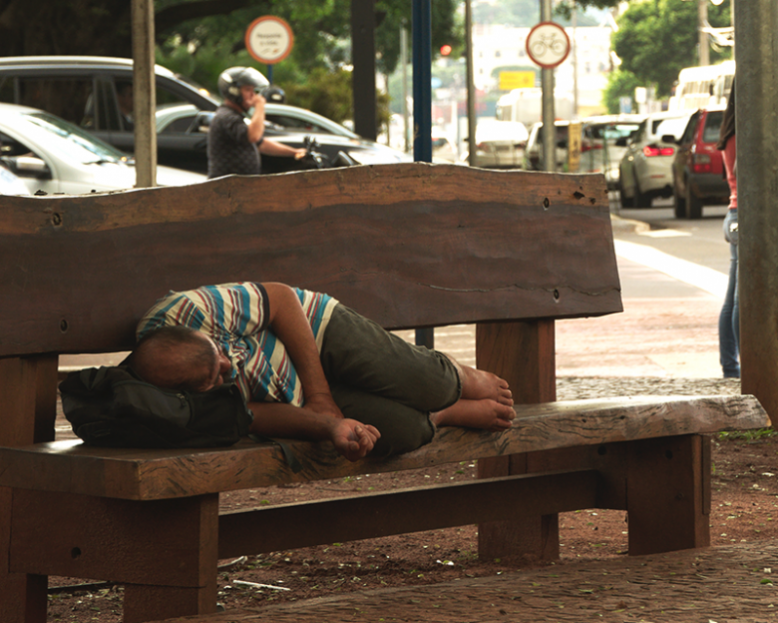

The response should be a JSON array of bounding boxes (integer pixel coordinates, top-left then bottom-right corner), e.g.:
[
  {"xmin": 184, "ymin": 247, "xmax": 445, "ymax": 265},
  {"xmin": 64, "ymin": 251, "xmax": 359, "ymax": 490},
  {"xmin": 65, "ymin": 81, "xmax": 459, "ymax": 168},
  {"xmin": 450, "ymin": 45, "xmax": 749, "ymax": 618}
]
[
  {"xmin": 673, "ymin": 179, "xmax": 687, "ymax": 218},
  {"xmin": 685, "ymin": 182, "xmax": 703, "ymax": 219},
  {"xmin": 618, "ymin": 176, "xmax": 630, "ymax": 208},
  {"xmin": 633, "ymin": 173, "xmax": 652, "ymax": 208}
]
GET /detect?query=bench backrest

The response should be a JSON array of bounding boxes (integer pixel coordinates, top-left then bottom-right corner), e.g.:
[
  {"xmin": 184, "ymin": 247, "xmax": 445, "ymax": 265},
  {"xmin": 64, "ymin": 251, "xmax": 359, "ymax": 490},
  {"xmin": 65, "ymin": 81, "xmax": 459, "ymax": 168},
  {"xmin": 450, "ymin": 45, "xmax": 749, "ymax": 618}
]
[{"xmin": 0, "ymin": 163, "xmax": 620, "ymax": 358}]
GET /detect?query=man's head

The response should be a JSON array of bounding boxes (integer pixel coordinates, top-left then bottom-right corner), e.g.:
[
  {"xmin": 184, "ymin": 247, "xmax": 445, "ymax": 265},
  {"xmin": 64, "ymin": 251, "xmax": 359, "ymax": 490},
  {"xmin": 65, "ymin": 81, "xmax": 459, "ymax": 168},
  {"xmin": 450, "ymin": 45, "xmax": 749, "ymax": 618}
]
[
  {"xmin": 217, "ymin": 66, "xmax": 269, "ymax": 110},
  {"xmin": 129, "ymin": 326, "xmax": 232, "ymax": 393}
]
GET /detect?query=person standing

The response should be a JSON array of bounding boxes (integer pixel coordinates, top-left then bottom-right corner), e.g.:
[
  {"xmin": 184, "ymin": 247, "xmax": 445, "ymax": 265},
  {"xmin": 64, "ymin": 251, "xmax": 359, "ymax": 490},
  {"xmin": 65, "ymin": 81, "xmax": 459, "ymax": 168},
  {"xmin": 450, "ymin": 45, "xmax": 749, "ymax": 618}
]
[
  {"xmin": 207, "ymin": 67, "xmax": 304, "ymax": 178},
  {"xmin": 717, "ymin": 78, "xmax": 738, "ymax": 378}
]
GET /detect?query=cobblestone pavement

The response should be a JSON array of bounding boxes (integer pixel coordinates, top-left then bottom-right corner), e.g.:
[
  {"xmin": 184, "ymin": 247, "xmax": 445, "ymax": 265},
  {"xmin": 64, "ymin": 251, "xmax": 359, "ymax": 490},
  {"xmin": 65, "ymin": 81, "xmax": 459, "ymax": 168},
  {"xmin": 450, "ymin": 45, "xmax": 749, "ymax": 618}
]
[{"xmin": 163, "ymin": 542, "xmax": 778, "ymax": 622}]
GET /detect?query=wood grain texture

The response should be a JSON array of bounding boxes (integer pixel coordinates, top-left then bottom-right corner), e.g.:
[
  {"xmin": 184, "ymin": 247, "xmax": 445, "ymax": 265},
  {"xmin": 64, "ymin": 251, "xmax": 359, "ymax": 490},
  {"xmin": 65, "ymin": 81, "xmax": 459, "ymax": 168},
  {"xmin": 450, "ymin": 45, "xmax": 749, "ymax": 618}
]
[
  {"xmin": 0, "ymin": 164, "xmax": 620, "ymax": 358},
  {"xmin": 0, "ymin": 395, "xmax": 766, "ymax": 501}
]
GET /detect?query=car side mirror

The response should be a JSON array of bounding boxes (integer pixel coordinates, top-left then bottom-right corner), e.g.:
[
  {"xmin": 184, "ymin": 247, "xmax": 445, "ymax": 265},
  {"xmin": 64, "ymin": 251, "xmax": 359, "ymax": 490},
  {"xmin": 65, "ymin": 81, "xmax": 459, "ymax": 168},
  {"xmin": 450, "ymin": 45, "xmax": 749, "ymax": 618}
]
[
  {"xmin": 660, "ymin": 134, "xmax": 677, "ymax": 144},
  {"xmin": 10, "ymin": 156, "xmax": 51, "ymax": 179}
]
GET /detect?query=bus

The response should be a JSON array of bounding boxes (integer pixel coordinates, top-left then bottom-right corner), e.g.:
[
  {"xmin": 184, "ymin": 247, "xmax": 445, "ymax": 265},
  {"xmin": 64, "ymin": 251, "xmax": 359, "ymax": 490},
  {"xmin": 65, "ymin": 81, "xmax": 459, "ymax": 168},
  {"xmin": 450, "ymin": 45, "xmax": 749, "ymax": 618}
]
[{"xmin": 668, "ymin": 60, "xmax": 735, "ymax": 112}]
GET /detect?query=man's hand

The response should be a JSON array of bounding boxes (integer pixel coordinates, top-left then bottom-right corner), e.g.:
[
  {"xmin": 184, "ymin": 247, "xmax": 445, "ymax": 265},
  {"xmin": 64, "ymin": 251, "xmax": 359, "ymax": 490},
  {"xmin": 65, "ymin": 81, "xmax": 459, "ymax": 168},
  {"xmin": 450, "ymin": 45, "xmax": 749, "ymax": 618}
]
[{"xmin": 330, "ymin": 419, "xmax": 381, "ymax": 462}]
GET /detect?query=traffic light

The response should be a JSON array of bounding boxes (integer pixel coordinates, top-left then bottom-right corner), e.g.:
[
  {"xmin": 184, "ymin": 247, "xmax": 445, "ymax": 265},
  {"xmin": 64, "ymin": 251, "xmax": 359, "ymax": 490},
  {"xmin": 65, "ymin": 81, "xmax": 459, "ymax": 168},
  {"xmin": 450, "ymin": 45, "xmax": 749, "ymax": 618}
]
[{"xmin": 440, "ymin": 44, "xmax": 452, "ymax": 56}]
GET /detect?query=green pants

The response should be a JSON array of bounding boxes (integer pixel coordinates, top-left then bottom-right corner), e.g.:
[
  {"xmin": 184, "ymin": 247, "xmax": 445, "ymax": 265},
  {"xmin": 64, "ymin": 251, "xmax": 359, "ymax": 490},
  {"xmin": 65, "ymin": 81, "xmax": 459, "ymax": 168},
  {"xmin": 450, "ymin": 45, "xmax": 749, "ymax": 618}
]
[{"xmin": 319, "ymin": 304, "xmax": 461, "ymax": 457}]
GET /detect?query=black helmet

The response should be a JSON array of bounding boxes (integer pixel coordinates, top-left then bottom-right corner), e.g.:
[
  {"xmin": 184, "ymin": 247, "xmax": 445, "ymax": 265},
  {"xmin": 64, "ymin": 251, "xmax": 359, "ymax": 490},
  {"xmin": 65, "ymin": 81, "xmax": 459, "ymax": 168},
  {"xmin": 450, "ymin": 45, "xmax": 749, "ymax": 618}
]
[
  {"xmin": 217, "ymin": 67, "xmax": 269, "ymax": 106},
  {"xmin": 261, "ymin": 85, "xmax": 286, "ymax": 104}
]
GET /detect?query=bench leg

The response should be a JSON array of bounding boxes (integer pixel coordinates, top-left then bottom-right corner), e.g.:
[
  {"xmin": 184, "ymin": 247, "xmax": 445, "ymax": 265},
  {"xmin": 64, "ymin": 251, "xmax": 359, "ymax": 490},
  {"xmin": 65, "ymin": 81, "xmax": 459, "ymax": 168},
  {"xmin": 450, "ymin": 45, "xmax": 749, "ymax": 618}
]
[
  {"xmin": 9, "ymin": 490, "xmax": 220, "ymax": 623},
  {"xmin": 0, "ymin": 356, "xmax": 57, "ymax": 623},
  {"xmin": 627, "ymin": 434, "xmax": 711, "ymax": 555},
  {"xmin": 476, "ymin": 320, "xmax": 559, "ymax": 564},
  {"xmin": 124, "ymin": 584, "xmax": 217, "ymax": 623}
]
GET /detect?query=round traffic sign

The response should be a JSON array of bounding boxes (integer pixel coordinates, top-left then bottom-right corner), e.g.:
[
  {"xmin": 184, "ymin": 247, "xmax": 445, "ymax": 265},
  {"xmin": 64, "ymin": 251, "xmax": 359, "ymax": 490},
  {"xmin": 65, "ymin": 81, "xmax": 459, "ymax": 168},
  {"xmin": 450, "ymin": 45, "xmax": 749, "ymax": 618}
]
[
  {"xmin": 245, "ymin": 16, "xmax": 294, "ymax": 65},
  {"xmin": 526, "ymin": 22, "xmax": 570, "ymax": 69}
]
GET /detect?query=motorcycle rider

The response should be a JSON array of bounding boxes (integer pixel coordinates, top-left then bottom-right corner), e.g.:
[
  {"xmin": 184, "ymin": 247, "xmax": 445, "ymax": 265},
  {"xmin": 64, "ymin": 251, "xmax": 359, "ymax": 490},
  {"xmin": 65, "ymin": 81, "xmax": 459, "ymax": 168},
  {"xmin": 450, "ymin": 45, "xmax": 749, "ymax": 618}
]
[{"xmin": 207, "ymin": 66, "xmax": 304, "ymax": 178}]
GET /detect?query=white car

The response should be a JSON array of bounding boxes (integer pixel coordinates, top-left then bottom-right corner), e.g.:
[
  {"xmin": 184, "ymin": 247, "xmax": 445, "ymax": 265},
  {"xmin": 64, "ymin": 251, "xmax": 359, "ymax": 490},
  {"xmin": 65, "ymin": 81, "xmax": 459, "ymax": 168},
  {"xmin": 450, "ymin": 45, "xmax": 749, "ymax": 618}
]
[
  {"xmin": 463, "ymin": 120, "xmax": 528, "ymax": 169},
  {"xmin": 580, "ymin": 114, "xmax": 646, "ymax": 189},
  {"xmin": 618, "ymin": 111, "xmax": 692, "ymax": 208},
  {"xmin": 0, "ymin": 103, "xmax": 204, "ymax": 195}
]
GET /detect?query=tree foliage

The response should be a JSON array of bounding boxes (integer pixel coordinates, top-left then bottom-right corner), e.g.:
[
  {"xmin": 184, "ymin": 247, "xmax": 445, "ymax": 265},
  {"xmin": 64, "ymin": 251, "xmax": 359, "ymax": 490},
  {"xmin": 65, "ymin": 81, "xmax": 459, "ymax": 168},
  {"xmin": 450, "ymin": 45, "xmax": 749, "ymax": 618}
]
[{"xmin": 611, "ymin": 0, "xmax": 732, "ymax": 98}]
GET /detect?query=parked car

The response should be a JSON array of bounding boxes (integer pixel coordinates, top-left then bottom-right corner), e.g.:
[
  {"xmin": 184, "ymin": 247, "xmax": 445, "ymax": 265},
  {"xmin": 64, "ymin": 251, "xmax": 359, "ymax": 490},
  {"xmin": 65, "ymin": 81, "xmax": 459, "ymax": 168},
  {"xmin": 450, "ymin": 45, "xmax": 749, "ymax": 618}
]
[
  {"xmin": 0, "ymin": 103, "xmax": 204, "ymax": 195},
  {"xmin": 462, "ymin": 120, "xmax": 528, "ymax": 169},
  {"xmin": 580, "ymin": 114, "xmax": 646, "ymax": 189},
  {"xmin": 0, "ymin": 160, "xmax": 30, "ymax": 195},
  {"xmin": 667, "ymin": 106, "xmax": 729, "ymax": 219},
  {"xmin": 618, "ymin": 111, "xmax": 692, "ymax": 208},
  {"xmin": 523, "ymin": 120, "xmax": 571, "ymax": 171},
  {"xmin": 0, "ymin": 55, "xmax": 411, "ymax": 175},
  {"xmin": 155, "ymin": 103, "xmax": 411, "ymax": 174}
]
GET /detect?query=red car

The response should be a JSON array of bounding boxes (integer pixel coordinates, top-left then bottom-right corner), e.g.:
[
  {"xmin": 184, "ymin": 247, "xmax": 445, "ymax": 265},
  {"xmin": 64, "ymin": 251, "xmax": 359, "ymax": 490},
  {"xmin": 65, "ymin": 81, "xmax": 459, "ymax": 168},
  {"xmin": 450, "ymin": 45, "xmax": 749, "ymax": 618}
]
[{"xmin": 667, "ymin": 106, "xmax": 729, "ymax": 219}]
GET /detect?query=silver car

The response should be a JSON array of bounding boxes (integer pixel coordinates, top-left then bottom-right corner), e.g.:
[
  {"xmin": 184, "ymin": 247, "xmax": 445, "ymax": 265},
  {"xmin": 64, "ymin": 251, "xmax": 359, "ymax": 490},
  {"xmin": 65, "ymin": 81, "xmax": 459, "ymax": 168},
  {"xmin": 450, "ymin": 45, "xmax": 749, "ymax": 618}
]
[
  {"xmin": 0, "ymin": 103, "xmax": 204, "ymax": 195},
  {"xmin": 618, "ymin": 111, "xmax": 691, "ymax": 208}
]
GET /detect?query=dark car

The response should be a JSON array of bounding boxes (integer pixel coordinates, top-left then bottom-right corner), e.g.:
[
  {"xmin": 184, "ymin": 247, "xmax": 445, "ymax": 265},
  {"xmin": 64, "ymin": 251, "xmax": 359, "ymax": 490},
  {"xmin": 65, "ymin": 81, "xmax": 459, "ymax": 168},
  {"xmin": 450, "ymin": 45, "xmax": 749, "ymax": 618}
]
[
  {"xmin": 667, "ymin": 106, "xmax": 729, "ymax": 219},
  {"xmin": 155, "ymin": 103, "xmax": 410, "ymax": 174},
  {"xmin": 0, "ymin": 55, "xmax": 410, "ymax": 174}
]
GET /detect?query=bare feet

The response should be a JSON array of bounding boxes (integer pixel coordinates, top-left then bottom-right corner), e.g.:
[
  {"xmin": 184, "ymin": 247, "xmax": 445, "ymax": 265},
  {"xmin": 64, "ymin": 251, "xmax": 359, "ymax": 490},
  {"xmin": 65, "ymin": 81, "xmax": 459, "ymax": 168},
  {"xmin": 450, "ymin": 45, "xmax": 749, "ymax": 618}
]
[
  {"xmin": 431, "ymin": 398, "xmax": 515, "ymax": 431},
  {"xmin": 430, "ymin": 363, "xmax": 515, "ymax": 431},
  {"xmin": 456, "ymin": 363, "xmax": 513, "ymax": 406}
]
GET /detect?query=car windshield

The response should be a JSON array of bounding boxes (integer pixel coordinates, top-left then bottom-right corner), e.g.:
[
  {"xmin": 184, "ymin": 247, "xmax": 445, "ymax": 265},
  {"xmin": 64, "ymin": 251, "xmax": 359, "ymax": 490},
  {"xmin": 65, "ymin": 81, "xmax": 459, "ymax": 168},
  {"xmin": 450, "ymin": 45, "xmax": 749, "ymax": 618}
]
[
  {"xmin": 655, "ymin": 117, "xmax": 688, "ymax": 141},
  {"xmin": 21, "ymin": 111, "xmax": 128, "ymax": 164},
  {"xmin": 702, "ymin": 111, "xmax": 724, "ymax": 143}
]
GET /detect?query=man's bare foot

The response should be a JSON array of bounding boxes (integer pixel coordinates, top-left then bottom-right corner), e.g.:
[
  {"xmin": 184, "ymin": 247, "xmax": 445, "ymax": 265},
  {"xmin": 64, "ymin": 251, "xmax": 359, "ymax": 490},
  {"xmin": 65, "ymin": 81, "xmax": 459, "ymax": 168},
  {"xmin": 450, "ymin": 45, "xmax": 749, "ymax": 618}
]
[
  {"xmin": 430, "ymin": 399, "xmax": 515, "ymax": 431},
  {"xmin": 456, "ymin": 364, "xmax": 513, "ymax": 406}
]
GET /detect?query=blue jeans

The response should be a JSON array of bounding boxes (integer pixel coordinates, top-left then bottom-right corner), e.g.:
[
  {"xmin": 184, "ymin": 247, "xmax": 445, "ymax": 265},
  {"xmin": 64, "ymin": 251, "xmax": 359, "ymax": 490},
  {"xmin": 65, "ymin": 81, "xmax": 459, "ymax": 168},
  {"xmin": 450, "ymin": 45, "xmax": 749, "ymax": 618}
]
[
  {"xmin": 719, "ymin": 208, "xmax": 739, "ymax": 378},
  {"xmin": 320, "ymin": 304, "xmax": 461, "ymax": 457}
]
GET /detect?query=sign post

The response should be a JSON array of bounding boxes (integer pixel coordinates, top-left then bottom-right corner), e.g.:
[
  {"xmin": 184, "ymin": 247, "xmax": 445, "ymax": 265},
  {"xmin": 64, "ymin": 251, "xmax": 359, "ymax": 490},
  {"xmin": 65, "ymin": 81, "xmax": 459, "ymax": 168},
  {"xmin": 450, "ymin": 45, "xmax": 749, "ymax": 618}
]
[
  {"xmin": 245, "ymin": 16, "xmax": 294, "ymax": 83},
  {"xmin": 526, "ymin": 19, "xmax": 570, "ymax": 172}
]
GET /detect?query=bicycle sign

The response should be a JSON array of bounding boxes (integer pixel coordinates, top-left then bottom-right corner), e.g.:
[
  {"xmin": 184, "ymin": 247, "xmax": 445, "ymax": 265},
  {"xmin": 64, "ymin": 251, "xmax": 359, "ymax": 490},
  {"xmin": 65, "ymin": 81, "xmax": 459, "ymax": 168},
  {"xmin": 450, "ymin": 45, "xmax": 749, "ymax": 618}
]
[{"xmin": 526, "ymin": 22, "xmax": 570, "ymax": 69}]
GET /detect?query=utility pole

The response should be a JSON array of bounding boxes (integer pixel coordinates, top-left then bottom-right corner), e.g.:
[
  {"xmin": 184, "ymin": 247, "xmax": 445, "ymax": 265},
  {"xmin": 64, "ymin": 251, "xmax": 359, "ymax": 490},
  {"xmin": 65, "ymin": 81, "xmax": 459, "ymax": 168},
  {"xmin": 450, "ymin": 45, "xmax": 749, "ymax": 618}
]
[
  {"xmin": 131, "ymin": 0, "xmax": 157, "ymax": 188},
  {"xmin": 698, "ymin": 0, "xmax": 710, "ymax": 66},
  {"xmin": 735, "ymin": 0, "xmax": 778, "ymax": 425},
  {"xmin": 465, "ymin": 0, "xmax": 476, "ymax": 166}
]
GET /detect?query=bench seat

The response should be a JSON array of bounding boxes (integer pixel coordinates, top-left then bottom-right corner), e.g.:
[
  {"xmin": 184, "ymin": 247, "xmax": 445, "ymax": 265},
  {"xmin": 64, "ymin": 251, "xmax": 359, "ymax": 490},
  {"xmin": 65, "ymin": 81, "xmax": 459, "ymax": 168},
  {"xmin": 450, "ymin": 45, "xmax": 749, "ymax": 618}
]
[{"xmin": 0, "ymin": 395, "xmax": 767, "ymax": 500}]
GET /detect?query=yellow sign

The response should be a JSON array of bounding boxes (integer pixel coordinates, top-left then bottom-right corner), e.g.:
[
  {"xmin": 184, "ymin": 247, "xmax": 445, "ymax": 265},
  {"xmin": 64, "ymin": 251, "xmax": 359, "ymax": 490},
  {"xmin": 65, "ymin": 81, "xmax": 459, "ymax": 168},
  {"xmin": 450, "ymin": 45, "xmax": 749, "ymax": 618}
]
[
  {"xmin": 498, "ymin": 71, "xmax": 535, "ymax": 91},
  {"xmin": 567, "ymin": 122, "xmax": 582, "ymax": 173}
]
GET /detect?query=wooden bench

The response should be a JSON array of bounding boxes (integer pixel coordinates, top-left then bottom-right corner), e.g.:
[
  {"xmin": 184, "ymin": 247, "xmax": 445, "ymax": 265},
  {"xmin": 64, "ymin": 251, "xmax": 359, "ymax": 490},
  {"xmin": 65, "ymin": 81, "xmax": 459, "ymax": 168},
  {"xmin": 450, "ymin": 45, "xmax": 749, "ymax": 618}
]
[{"xmin": 0, "ymin": 163, "xmax": 767, "ymax": 623}]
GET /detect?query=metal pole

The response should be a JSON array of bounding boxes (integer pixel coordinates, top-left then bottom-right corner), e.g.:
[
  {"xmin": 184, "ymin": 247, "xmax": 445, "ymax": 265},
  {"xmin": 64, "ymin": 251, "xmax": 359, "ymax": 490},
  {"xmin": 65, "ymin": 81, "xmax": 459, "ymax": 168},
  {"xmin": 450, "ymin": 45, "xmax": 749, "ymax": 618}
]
[
  {"xmin": 351, "ymin": 0, "xmax": 378, "ymax": 141},
  {"xmin": 401, "ymin": 24, "xmax": 410, "ymax": 153},
  {"xmin": 698, "ymin": 0, "xmax": 710, "ymax": 66},
  {"xmin": 412, "ymin": 0, "xmax": 434, "ymax": 348},
  {"xmin": 734, "ymin": 0, "xmax": 778, "ymax": 424},
  {"xmin": 572, "ymin": 5, "xmax": 578, "ymax": 118},
  {"xmin": 131, "ymin": 0, "xmax": 157, "ymax": 188},
  {"xmin": 465, "ymin": 0, "xmax": 477, "ymax": 166},
  {"xmin": 540, "ymin": 0, "xmax": 555, "ymax": 172}
]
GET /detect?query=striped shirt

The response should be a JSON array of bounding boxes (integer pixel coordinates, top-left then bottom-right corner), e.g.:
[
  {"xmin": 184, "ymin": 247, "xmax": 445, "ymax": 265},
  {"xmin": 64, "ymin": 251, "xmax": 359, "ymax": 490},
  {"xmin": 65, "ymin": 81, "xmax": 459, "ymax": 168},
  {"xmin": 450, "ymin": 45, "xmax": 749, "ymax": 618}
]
[{"xmin": 136, "ymin": 282, "xmax": 338, "ymax": 406}]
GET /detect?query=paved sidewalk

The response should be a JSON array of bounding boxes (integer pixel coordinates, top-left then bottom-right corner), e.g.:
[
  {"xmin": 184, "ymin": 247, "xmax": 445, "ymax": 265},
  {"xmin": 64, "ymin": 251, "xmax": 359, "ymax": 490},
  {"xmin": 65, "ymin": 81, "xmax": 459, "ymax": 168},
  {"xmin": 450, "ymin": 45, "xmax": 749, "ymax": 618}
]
[{"xmin": 162, "ymin": 542, "xmax": 778, "ymax": 622}]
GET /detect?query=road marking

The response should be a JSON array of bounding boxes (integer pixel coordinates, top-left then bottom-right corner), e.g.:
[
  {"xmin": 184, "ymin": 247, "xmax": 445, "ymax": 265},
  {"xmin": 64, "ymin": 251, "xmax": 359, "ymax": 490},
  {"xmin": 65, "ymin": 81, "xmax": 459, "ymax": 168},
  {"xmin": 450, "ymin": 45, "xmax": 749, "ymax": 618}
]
[{"xmin": 614, "ymin": 239, "xmax": 727, "ymax": 299}]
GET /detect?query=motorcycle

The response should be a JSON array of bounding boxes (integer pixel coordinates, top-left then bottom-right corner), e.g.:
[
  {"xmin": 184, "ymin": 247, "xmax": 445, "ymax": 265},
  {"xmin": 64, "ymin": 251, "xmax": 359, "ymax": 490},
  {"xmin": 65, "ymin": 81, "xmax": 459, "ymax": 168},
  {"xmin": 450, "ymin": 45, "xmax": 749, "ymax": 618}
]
[{"xmin": 296, "ymin": 136, "xmax": 359, "ymax": 170}]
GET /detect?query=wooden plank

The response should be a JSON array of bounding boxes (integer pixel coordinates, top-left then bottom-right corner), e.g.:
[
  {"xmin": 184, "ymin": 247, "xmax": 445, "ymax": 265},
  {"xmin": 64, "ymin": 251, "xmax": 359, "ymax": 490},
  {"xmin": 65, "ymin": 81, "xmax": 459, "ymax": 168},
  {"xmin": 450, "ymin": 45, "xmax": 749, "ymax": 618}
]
[
  {"xmin": 218, "ymin": 469, "xmax": 598, "ymax": 559},
  {"xmin": 0, "ymin": 395, "xmax": 766, "ymax": 501},
  {"xmin": 0, "ymin": 165, "xmax": 620, "ymax": 357}
]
